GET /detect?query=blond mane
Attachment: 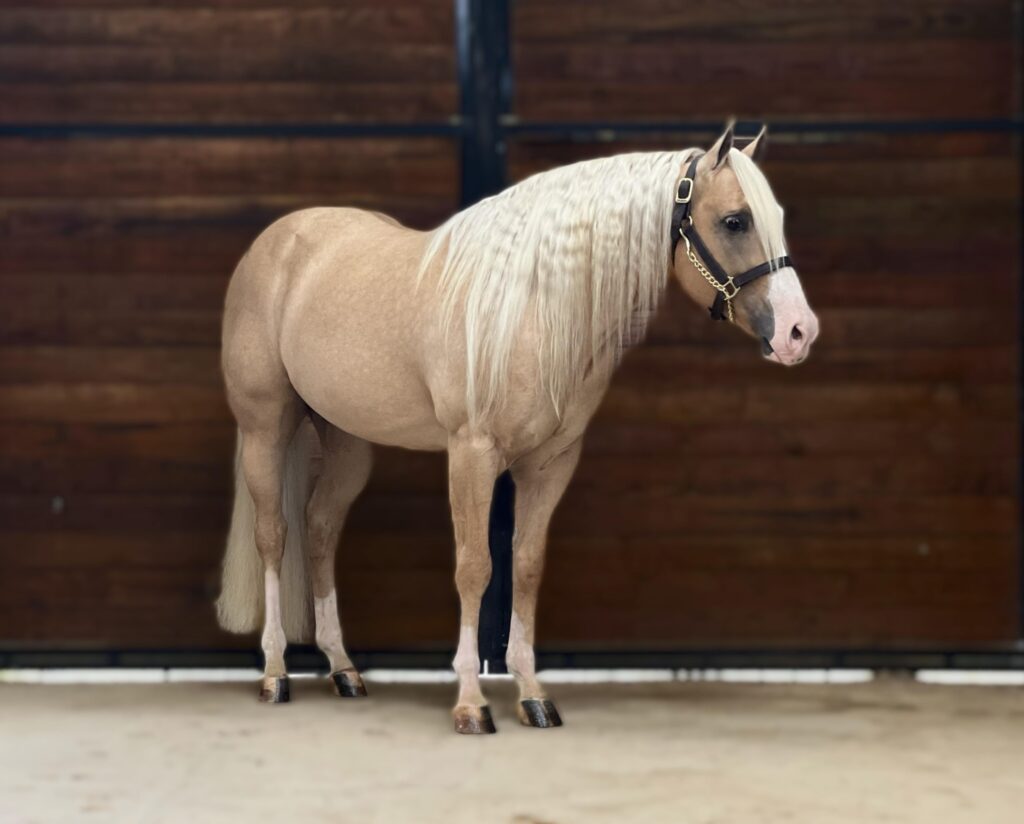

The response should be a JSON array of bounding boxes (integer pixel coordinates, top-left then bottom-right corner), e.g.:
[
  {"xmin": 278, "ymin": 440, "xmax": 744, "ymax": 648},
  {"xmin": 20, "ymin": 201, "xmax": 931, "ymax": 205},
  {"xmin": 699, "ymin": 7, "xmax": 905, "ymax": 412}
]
[{"xmin": 420, "ymin": 146, "xmax": 782, "ymax": 422}]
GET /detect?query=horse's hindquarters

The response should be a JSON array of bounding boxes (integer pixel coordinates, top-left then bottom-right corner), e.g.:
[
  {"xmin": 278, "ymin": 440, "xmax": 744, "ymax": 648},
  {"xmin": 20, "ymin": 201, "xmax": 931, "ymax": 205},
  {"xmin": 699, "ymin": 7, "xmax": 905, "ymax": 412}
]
[{"xmin": 273, "ymin": 210, "xmax": 450, "ymax": 451}]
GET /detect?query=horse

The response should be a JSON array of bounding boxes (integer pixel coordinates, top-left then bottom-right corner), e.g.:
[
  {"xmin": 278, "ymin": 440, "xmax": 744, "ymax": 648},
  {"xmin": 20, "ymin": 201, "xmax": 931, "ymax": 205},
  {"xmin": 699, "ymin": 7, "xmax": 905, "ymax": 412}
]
[{"xmin": 215, "ymin": 124, "xmax": 818, "ymax": 734}]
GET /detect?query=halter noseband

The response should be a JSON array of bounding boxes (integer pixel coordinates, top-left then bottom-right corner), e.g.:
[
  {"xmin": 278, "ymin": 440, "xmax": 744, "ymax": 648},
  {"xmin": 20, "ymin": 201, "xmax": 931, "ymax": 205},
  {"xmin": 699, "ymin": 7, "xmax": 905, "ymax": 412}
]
[{"xmin": 671, "ymin": 152, "xmax": 793, "ymax": 323}]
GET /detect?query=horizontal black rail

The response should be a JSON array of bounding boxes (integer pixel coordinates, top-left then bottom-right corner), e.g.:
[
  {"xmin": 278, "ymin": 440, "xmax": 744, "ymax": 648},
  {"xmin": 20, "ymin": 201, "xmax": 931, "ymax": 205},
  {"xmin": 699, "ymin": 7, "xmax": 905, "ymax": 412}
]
[
  {"xmin": 0, "ymin": 117, "xmax": 1020, "ymax": 141},
  {"xmin": 504, "ymin": 116, "xmax": 1024, "ymax": 139},
  {"xmin": 0, "ymin": 122, "xmax": 465, "ymax": 139},
  {"xmin": 2, "ymin": 647, "xmax": 1022, "ymax": 672}
]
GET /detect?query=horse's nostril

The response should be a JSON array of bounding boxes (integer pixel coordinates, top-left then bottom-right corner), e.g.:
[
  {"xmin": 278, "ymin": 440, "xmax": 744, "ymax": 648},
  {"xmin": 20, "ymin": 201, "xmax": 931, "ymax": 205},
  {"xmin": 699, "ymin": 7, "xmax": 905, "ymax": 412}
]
[{"xmin": 791, "ymin": 324, "xmax": 803, "ymax": 342}]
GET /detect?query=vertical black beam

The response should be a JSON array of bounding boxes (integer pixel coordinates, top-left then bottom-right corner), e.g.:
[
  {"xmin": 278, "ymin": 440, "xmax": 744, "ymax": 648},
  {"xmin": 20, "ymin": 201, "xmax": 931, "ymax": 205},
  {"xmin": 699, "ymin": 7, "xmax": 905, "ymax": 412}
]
[
  {"xmin": 455, "ymin": 0, "xmax": 510, "ymax": 206},
  {"xmin": 454, "ymin": 0, "xmax": 515, "ymax": 671},
  {"xmin": 480, "ymin": 472, "xmax": 516, "ymax": 672},
  {"xmin": 1015, "ymin": 0, "xmax": 1024, "ymax": 643}
]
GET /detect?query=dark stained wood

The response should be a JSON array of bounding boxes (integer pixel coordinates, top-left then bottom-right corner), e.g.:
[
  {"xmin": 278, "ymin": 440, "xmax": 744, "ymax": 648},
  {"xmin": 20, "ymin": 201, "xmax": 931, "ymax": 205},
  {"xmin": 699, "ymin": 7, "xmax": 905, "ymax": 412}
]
[
  {"xmin": 0, "ymin": 86, "xmax": 462, "ymax": 648},
  {"xmin": 0, "ymin": 3, "xmax": 1020, "ymax": 654},
  {"xmin": 0, "ymin": 2, "xmax": 456, "ymax": 123},
  {"xmin": 513, "ymin": 0, "xmax": 1016, "ymax": 121},
  {"xmin": 0, "ymin": 138, "xmax": 458, "ymax": 297},
  {"xmin": 504, "ymin": 129, "xmax": 1021, "ymax": 648},
  {"xmin": 0, "ymin": 138, "xmax": 459, "ymax": 198}
]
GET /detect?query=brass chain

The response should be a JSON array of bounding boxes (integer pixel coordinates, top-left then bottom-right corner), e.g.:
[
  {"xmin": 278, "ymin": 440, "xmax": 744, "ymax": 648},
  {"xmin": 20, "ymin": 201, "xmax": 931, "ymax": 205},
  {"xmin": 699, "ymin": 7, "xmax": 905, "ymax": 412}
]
[{"xmin": 680, "ymin": 229, "xmax": 736, "ymax": 323}]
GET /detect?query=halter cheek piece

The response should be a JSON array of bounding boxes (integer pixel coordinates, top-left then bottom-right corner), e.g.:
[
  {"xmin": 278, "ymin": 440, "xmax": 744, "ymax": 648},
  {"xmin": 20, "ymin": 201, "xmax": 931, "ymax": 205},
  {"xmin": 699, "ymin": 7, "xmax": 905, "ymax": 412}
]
[{"xmin": 670, "ymin": 153, "xmax": 794, "ymax": 323}]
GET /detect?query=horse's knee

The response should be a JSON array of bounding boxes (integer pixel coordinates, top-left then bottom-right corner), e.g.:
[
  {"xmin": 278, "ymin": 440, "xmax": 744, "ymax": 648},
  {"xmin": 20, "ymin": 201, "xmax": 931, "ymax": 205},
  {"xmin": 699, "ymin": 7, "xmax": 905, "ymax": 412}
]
[{"xmin": 454, "ymin": 549, "xmax": 491, "ymax": 596}]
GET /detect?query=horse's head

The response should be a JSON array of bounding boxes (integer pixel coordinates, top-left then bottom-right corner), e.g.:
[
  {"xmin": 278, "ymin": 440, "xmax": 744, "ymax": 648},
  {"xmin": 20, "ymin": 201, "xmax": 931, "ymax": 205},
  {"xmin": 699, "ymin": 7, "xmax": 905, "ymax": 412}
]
[{"xmin": 671, "ymin": 125, "xmax": 818, "ymax": 365}]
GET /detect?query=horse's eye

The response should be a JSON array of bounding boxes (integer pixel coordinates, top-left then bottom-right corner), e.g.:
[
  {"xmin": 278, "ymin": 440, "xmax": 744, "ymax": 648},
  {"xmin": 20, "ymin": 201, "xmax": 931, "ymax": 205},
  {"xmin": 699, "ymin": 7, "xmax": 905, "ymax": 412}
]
[{"xmin": 723, "ymin": 214, "xmax": 748, "ymax": 233}]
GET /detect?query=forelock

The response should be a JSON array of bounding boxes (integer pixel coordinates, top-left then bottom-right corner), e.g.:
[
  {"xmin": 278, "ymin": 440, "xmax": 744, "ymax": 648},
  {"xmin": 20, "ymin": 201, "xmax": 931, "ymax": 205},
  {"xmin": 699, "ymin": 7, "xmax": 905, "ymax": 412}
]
[{"xmin": 726, "ymin": 147, "xmax": 787, "ymax": 262}]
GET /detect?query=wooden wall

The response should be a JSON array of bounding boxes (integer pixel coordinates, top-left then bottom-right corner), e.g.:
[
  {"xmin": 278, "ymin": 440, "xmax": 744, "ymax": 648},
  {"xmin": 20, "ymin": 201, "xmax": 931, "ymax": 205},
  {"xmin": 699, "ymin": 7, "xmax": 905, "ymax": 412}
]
[
  {"xmin": 0, "ymin": 1, "xmax": 456, "ymax": 124},
  {"xmin": 517, "ymin": 132, "xmax": 1020, "ymax": 646},
  {"xmin": 0, "ymin": 0, "xmax": 462, "ymax": 649},
  {"xmin": 513, "ymin": 1, "xmax": 1016, "ymax": 121},
  {"xmin": 1, "ymin": 0, "xmax": 1020, "ymax": 653},
  {"xmin": 511, "ymin": 0, "xmax": 1022, "ymax": 648}
]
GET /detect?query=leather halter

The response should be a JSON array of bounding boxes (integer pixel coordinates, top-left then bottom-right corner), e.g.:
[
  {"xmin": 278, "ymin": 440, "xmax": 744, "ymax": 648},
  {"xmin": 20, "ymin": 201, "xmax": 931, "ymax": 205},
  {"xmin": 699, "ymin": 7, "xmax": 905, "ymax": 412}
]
[{"xmin": 671, "ymin": 152, "xmax": 793, "ymax": 322}]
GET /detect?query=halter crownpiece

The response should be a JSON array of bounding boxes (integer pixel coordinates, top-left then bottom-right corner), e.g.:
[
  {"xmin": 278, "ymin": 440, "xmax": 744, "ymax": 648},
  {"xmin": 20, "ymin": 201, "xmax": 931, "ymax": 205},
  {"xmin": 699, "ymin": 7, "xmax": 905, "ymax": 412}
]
[{"xmin": 671, "ymin": 152, "xmax": 794, "ymax": 323}]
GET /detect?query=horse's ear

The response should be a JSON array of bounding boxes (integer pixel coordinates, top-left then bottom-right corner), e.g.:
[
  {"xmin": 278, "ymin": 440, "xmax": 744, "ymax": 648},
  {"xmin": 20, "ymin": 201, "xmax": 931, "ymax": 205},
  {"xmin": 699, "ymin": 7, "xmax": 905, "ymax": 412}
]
[
  {"xmin": 707, "ymin": 121, "xmax": 735, "ymax": 170},
  {"xmin": 741, "ymin": 125, "xmax": 768, "ymax": 163}
]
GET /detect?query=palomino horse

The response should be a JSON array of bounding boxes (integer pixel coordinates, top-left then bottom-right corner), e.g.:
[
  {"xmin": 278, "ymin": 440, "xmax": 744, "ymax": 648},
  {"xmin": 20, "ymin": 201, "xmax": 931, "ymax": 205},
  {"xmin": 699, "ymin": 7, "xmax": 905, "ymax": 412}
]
[{"xmin": 216, "ymin": 124, "xmax": 818, "ymax": 734}]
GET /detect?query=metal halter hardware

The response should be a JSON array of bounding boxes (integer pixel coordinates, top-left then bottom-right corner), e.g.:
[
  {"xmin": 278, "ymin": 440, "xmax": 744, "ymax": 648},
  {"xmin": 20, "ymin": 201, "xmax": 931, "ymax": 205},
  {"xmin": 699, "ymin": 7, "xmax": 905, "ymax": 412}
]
[{"xmin": 671, "ymin": 153, "xmax": 793, "ymax": 323}]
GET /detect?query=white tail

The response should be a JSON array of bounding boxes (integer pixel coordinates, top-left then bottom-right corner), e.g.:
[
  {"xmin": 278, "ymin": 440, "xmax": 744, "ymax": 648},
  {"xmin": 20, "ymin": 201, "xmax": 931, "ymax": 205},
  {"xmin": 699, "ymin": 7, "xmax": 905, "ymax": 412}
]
[{"xmin": 215, "ymin": 423, "xmax": 315, "ymax": 642}]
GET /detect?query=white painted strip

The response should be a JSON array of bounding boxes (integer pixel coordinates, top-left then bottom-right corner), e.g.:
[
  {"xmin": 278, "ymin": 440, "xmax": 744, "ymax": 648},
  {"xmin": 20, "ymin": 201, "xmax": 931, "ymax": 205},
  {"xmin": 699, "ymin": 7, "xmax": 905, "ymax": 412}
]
[
  {"xmin": 0, "ymin": 668, "xmax": 287, "ymax": 684},
  {"xmin": 916, "ymin": 670, "xmax": 1024, "ymax": 686},
  {"xmin": 0, "ymin": 669, "xmax": 167, "ymax": 684},
  {"xmin": 677, "ymin": 669, "xmax": 874, "ymax": 684},
  {"xmin": 168, "ymin": 668, "xmax": 269, "ymax": 682},
  {"xmin": 362, "ymin": 669, "xmax": 457, "ymax": 684},
  {"xmin": 538, "ymin": 669, "xmax": 676, "ymax": 683},
  {"xmin": 1, "ymin": 668, "xmax": 1019, "ymax": 687}
]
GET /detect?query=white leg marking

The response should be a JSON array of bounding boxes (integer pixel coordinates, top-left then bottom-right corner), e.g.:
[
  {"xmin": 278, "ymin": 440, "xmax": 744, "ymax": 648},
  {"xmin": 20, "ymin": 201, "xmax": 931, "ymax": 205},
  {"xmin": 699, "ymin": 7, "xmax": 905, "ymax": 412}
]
[
  {"xmin": 507, "ymin": 611, "xmax": 545, "ymax": 699},
  {"xmin": 314, "ymin": 589, "xmax": 352, "ymax": 673},
  {"xmin": 452, "ymin": 624, "xmax": 485, "ymax": 706},
  {"xmin": 453, "ymin": 624, "xmax": 479, "ymax": 677},
  {"xmin": 261, "ymin": 569, "xmax": 287, "ymax": 676},
  {"xmin": 506, "ymin": 611, "xmax": 534, "ymax": 678}
]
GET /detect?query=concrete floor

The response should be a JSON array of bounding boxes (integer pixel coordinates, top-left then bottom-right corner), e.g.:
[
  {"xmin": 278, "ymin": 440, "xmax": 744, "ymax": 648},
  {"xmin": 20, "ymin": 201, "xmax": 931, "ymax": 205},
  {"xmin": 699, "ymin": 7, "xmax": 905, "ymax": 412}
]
[{"xmin": 1, "ymin": 677, "xmax": 1021, "ymax": 824}]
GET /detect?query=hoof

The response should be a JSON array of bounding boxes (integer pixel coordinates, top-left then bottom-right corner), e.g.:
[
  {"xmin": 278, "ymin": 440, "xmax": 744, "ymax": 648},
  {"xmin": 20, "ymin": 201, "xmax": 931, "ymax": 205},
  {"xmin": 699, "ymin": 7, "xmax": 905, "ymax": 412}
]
[
  {"xmin": 518, "ymin": 698, "xmax": 563, "ymax": 728},
  {"xmin": 453, "ymin": 704, "xmax": 497, "ymax": 735},
  {"xmin": 258, "ymin": 675, "xmax": 290, "ymax": 704},
  {"xmin": 331, "ymin": 668, "xmax": 368, "ymax": 698}
]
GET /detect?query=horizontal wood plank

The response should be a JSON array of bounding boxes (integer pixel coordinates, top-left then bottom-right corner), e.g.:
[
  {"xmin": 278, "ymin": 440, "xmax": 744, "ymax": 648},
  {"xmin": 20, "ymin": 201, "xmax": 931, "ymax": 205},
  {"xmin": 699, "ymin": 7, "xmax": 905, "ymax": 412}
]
[
  {"xmin": 0, "ymin": 137, "xmax": 459, "ymax": 198},
  {"xmin": 0, "ymin": 2, "xmax": 456, "ymax": 123},
  {"xmin": 513, "ymin": 0, "xmax": 1016, "ymax": 120},
  {"xmin": 1, "ymin": 5, "xmax": 1019, "ymax": 651}
]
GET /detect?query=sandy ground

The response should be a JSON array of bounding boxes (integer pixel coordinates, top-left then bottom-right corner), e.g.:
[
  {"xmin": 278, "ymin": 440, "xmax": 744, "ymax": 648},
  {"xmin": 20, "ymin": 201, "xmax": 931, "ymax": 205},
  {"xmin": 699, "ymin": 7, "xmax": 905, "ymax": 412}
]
[{"xmin": 0, "ymin": 676, "xmax": 1022, "ymax": 824}]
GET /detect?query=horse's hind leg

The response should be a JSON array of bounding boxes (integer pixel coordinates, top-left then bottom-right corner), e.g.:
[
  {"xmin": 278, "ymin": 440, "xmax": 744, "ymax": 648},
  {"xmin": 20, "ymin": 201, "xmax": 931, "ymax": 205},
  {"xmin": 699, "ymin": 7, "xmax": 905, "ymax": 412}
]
[
  {"xmin": 306, "ymin": 418, "xmax": 373, "ymax": 697},
  {"xmin": 237, "ymin": 398, "xmax": 304, "ymax": 703},
  {"xmin": 448, "ymin": 432, "xmax": 502, "ymax": 734},
  {"xmin": 507, "ymin": 437, "xmax": 582, "ymax": 728}
]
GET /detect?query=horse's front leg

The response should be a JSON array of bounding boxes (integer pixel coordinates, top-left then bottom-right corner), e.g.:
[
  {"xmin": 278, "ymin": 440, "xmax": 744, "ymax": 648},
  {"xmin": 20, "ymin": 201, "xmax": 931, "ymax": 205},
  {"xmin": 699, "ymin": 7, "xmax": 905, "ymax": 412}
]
[
  {"xmin": 447, "ymin": 431, "xmax": 502, "ymax": 734},
  {"xmin": 508, "ymin": 438, "xmax": 582, "ymax": 728}
]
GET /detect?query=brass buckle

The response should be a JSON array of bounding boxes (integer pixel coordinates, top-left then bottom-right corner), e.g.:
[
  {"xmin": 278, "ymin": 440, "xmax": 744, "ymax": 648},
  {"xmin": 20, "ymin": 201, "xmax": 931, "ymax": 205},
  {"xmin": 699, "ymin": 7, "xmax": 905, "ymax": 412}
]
[
  {"xmin": 675, "ymin": 177, "xmax": 694, "ymax": 204},
  {"xmin": 721, "ymin": 279, "xmax": 739, "ymax": 300}
]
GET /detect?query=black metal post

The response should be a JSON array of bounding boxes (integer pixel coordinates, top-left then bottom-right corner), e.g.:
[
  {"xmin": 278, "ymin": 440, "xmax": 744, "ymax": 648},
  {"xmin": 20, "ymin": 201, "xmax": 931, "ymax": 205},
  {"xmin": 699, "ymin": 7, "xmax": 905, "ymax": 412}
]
[
  {"xmin": 479, "ymin": 472, "xmax": 515, "ymax": 673},
  {"xmin": 454, "ymin": 0, "xmax": 515, "ymax": 671},
  {"xmin": 455, "ymin": 0, "xmax": 510, "ymax": 206},
  {"xmin": 1016, "ymin": 0, "xmax": 1024, "ymax": 644}
]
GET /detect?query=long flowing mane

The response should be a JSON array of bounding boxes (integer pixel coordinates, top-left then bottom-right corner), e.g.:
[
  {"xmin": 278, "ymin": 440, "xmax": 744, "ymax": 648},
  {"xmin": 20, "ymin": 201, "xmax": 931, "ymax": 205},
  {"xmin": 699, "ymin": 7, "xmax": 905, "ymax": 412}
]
[{"xmin": 420, "ymin": 147, "xmax": 783, "ymax": 422}]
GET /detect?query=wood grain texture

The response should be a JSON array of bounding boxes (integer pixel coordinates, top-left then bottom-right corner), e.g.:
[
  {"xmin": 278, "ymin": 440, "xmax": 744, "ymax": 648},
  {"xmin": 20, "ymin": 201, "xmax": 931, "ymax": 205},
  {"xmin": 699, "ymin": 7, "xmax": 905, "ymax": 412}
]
[
  {"xmin": 0, "ymin": 130, "xmax": 463, "ymax": 648},
  {"xmin": 0, "ymin": 137, "xmax": 457, "ymax": 288},
  {"xmin": 0, "ymin": 3, "xmax": 1020, "ymax": 653},
  {"xmin": 513, "ymin": 0, "xmax": 1016, "ymax": 121},
  {"xmin": 0, "ymin": 1, "xmax": 456, "ymax": 123},
  {"xmin": 3, "ymin": 128, "xmax": 1019, "ymax": 649},
  {"xmin": 506, "ymin": 129, "xmax": 1021, "ymax": 647}
]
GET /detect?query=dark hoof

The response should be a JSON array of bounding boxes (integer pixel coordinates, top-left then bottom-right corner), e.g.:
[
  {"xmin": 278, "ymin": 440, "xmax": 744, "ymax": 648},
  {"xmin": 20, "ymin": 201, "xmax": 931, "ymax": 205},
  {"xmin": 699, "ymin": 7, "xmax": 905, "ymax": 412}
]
[
  {"xmin": 453, "ymin": 704, "xmax": 497, "ymax": 735},
  {"xmin": 518, "ymin": 698, "xmax": 563, "ymax": 728},
  {"xmin": 331, "ymin": 668, "xmax": 368, "ymax": 698},
  {"xmin": 259, "ymin": 675, "xmax": 290, "ymax": 704}
]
